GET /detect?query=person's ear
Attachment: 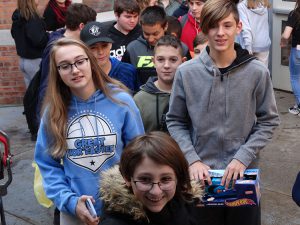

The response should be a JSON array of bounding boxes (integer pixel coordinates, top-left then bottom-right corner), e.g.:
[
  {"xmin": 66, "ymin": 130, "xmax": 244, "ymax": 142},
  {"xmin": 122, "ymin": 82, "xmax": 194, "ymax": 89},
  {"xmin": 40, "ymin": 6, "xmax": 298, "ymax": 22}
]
[
  {"xmin": 182, "ymin": 57, "xmax": 187, "ymax": 63},
  {"xmin": 114, "ymin": 12, "xmax": 119, "ymax": 20},
  {"xmin": 78, "ymin": 22, "xmax": 85, "ymax": 31},
  {"xmin": 152, "ymin": 56, "xmax": 156, "ymax": 68},
  {"xmin": 164, "ymin": 23, "xmax": 168, "ymax": 32},
  {"xmin": 123, "ymin": 177, "xmax": 132, "ymax": 187},
  {"xmin": 236, "ymin": 20, "xmax": 242, "ymax": 35}
]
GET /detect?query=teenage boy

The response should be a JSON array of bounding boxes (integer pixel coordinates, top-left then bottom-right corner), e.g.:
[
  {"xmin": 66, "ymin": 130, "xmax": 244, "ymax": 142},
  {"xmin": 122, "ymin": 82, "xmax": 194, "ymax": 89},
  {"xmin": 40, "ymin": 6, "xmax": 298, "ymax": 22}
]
[
  {"xmin": 80, "ymin": 21, "xmax": 139, "ymax": 93},
  {"xmin": 107, "ymin": 0, "xmax": 142, "ymax": 61},
  {"xmin": 122, "ymin": 5, "xmax": 168, "ymax": 86},
  {"xmin": 134, "ymin": 35, "xmax": 186, "ymax": 132},
  {"xmin": 180, "ymin": 0, "xmax": 205, "ymax": 54},
  {"xmin": 166, "ymin": 0, "xmax": 280, "ymax": 224}
]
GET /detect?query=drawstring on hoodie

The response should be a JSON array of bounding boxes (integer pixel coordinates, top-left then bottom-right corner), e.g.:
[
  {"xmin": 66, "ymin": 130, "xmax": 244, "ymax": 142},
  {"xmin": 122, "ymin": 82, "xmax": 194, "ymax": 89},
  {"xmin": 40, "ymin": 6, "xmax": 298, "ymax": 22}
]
[
  {"xmin": 74, "ymin": 95, "xmax": 100, "ymax": 148},
  {"xmin": 156, "ymin": 95, "xmax": 160, "ymax": 130}
]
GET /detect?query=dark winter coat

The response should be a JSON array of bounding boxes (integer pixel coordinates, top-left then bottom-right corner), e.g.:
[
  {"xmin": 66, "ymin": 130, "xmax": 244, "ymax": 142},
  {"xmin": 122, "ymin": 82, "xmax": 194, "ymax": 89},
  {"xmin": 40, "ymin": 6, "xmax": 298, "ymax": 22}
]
[{"xmin": 11, "ymin": 10, "xmax": 49, "ymax": 59}]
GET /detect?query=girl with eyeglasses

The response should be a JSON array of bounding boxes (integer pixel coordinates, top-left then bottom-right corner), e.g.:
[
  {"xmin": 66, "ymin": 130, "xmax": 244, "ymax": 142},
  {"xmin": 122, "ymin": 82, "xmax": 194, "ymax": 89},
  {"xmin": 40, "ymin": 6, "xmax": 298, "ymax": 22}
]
[
  {"xmin": 34, "ymin": 38, "xmax": 144, "ymax": 225},
  {"xmin": 100, "ymin": 131, "xmax": 203, "ymax": 225}
]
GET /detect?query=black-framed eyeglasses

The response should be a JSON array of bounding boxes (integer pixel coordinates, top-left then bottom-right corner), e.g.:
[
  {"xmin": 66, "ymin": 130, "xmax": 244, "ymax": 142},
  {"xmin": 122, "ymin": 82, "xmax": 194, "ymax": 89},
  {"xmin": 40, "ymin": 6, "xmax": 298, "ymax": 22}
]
[
  {"xmin": 57, "ymin": 58, "xmax": 89, "ymax": 74},
  {"xmin": 133, "ymin": 179, "xmax": 176, "ymax": 192}
]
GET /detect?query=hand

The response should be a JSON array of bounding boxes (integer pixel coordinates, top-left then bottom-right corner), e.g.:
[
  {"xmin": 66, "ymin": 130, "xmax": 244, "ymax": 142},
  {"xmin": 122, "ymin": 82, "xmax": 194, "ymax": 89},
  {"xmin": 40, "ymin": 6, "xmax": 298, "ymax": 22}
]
[
  {"xmin": 75, "ymin": 195, "xmax": 100, "ymax": 225},
  {"xmin": 221, "ymin": 159, "xmax": 246, "ymax": 190},
  {"xmin": 189, "ymin": 161, "xmax": 212, "ymax": 186}
]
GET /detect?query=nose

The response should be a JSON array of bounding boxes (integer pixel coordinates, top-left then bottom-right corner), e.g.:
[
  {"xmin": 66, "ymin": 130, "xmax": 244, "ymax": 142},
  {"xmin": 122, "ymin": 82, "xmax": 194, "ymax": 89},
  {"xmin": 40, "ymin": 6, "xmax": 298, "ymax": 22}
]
[
  {"xmin": 149, "ymin": 183, "xmax": 163, "ymax": 194},
  {"xmin": 71, "ymin": 64, "xmax": 80, "ymax": 73},
  {"xmin": 191, "ymin": 4, "xmax": 197, "ymax": 11},
  {"xmin": 148, "ymin": 35, "xmax": 155, "ymax": 44},
  {"xmin": 217, "ymin": 26, "xmax": 225, "ymax": 35},
  {"xmin": 163, "ymin": 60, "xmax": 170, "ymax": 68}
]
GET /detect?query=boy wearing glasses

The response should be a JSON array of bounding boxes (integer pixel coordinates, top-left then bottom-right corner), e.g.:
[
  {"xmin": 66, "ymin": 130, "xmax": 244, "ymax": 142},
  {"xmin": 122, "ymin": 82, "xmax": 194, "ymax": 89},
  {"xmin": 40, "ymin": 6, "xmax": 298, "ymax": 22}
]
[{"xmin": 167, "ymin": 0, "xmax": 280, "ymax": 224}]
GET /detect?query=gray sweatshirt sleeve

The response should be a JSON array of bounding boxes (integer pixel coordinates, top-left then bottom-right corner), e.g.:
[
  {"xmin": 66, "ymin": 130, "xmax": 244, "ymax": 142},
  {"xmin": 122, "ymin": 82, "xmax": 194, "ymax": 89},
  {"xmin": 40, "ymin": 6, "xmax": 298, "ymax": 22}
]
[
  {"xmin": 233, "ymin": 69, "xmax": 280, "ymax": 167},
  {"xmin": 166, "ymin": 70, "xmax": 201, "ymax": 165},
  {"xmin": 238, "ymin": 2, "xmax": 253, "ymax": 53}
]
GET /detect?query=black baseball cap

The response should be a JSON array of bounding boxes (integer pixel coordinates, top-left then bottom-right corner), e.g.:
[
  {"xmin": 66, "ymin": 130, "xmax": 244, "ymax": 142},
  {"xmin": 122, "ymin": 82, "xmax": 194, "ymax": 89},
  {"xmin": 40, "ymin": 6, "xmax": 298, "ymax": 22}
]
[{"xmin": 80, "ymin": 21, "xmax": 113, "ymax": 46}]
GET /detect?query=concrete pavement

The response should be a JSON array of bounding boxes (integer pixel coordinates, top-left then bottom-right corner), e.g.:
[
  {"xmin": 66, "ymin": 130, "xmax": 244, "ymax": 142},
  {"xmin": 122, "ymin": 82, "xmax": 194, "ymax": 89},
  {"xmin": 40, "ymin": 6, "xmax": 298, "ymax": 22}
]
[{"xmin": 0, "ymin": 90, "xmax": 299, "ymax": 225}]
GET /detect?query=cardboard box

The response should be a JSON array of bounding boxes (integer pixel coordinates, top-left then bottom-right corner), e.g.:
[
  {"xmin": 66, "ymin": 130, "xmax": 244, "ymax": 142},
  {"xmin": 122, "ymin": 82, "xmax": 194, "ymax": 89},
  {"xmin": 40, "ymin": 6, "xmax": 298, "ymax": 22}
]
[{"xmin": 202, "ymin": 169, "xmax": 260, "ymax": 207}]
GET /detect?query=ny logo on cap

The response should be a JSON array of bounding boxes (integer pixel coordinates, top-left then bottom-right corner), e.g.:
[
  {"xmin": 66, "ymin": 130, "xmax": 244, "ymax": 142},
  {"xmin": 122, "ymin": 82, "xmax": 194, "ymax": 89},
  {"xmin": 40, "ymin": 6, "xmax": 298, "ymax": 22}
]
[{"xmin": 89, "ymin": 25, "xmax": 101, "ymax": 36}]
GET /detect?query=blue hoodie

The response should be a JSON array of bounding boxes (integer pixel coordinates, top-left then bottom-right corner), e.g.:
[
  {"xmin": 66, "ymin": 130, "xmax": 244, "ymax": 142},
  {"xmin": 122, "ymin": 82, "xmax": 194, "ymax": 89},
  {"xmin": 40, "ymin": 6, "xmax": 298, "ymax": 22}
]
[
  {"xmin": 34, "ymin": 89, "xmax": 144, "ymax": 216},
  {"xmin": 109, "ymin": 57, "xmax": 139, "ymax": 93}
]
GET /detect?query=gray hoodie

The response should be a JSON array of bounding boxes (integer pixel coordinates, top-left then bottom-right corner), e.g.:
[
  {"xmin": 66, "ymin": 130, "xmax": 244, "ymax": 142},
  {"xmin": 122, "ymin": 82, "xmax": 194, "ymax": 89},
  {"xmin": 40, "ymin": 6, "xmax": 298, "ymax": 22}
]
[
  {"xmin": 166, "ymin": 45, "xmax": 280, "ymax": 169},
  {"xmin": 237, "ymin": 0, "xmax": 271, "ymax": 53}
]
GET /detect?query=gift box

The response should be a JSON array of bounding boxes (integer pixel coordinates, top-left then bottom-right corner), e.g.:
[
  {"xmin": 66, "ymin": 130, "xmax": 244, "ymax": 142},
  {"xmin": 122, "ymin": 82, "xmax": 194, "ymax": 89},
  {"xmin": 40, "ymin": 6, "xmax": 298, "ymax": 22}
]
[{"xmin": 202, "ymin": 169, "xmax": 260, "ymax": 207}]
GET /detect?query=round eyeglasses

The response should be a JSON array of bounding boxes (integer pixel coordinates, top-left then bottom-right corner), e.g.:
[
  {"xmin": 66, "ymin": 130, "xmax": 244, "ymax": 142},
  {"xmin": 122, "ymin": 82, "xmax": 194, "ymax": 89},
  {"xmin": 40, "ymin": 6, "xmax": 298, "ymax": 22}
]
[
  {"xmin": 57, "ymin": 58, "xmax": 89, "ymax": 74},
  {"xmin": 133, "ymin": 179, "xmax": 176, "ymax": 192}
]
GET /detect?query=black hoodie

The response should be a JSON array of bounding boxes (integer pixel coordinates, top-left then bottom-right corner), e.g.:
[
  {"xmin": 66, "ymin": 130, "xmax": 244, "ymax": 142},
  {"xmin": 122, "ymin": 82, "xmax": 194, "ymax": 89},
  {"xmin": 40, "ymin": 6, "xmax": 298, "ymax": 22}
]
[{"xmin": 11, "ymin": 10, "xmax": 49, "ymax": 59}]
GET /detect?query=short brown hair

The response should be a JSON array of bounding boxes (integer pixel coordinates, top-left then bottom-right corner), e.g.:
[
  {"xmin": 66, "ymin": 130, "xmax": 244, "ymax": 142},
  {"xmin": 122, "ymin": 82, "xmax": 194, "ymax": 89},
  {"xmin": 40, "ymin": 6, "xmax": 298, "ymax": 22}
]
[
  {"xmin": 200, "ymin": 0, "xmax": 239, "ymax": 34},
  {"xmin": 119, "ymin": 132, "xmax": 192, "ymax": 200},
  {"xmin": 114, "ymin": 0, "xmax": 140, "ymax": 16}
]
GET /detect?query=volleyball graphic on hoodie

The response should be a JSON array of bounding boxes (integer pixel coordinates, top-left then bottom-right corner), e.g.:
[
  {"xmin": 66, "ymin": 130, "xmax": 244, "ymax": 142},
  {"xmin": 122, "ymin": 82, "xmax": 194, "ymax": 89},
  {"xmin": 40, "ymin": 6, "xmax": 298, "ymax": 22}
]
[
  {"xmin": 66, "ymin": 114, "xmax": 117, "ymax": 172},
  {"xmin": 68, "ymin": 115, "xmax": 112, "ymax": 137}
]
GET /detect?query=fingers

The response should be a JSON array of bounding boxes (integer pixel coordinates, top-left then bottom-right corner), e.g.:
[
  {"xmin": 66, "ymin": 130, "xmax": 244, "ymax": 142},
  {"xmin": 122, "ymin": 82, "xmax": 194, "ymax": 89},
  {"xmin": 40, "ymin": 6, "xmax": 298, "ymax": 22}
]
[{"xmin": 189, "ymin": 161, "xmax": 212, "ymax": 186}]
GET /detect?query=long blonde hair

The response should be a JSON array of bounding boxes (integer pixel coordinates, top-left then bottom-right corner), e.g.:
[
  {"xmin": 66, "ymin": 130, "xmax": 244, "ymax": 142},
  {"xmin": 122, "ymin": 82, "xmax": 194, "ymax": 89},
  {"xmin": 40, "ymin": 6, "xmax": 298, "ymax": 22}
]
[
  {"xmin": 247, "ymin": 0, "xmax": 270, "ymax": 9},
  {"xmin": 17, "ymin": 0, "xmax": 40, "ymax": 21},
  {"xmin": 43, "ymin": 38, "xmax": 128, "ymax": 159}
]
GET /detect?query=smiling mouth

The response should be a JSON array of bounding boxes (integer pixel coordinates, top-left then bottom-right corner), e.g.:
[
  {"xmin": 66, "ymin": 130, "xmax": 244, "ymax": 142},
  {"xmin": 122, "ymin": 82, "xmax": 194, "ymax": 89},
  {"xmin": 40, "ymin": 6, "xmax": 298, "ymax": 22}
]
[
  {"xmin": 216, "ymin": 40, "xmax": 226, "ymax": 44},
  {"xmin": 72, "ymin": 76, "xmax": 84, "ymax": 81},
  {"xmin": 146, "ymin": 195, "xmax": 164, "ymax": 203}
]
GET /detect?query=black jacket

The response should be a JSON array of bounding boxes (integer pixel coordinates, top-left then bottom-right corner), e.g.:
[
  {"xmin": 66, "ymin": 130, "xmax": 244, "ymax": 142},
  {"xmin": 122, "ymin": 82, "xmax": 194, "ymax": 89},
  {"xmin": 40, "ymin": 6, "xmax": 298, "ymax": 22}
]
[
  {"xmin": 11, "ymin": 10, "xmax": 49, "ymax": 59},
  {"xmin": 99, "ymin": 166, "xmax": 204, "ymax": 225}
]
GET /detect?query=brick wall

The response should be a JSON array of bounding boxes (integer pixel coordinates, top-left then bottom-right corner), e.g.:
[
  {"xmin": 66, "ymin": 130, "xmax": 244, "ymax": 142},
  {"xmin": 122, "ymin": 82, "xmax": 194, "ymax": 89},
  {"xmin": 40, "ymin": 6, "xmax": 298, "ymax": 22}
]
[
  {"xmin": 83, "ymin": 0, "xmax": 113, "ymax": 13},
  {"xmin": 0, "ymin": 0, "xmax": 113, "ymax": 105}
]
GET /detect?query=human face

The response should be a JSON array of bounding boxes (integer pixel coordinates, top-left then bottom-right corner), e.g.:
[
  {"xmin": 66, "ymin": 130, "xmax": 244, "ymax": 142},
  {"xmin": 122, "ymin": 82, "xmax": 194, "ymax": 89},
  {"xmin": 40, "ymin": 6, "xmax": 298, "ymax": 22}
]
[
  {"xmin": 115, "ymin": 11, "xmax": 139, "ymax": 34},
  {"xmin": 188, "ymin": 0, "xmax": 205, "ymax": 21},
  {"xmin": 207, "ymin": 13, "xmax": 241, "ymax": 55},
  {"xmin": 90, "ymin": 42, "xmax": 112, "ymax": 67},
  {"xmin": 142, "ymin": 24, "xmax": 166, "ymax": 47},
  {"xmin": 55, "ymin": 45, "xmax": 95, "ymax": 100},
  {"xmin": 154, "ymin": 45, "xmax": 184, "ymax": 85},
  {"xmin": 194, "ymin": 43, "xmax": 207, "ymax": 57},
  {"xmin": 127, "ymin": 156, "xmax": 177, "ymax": 213}
]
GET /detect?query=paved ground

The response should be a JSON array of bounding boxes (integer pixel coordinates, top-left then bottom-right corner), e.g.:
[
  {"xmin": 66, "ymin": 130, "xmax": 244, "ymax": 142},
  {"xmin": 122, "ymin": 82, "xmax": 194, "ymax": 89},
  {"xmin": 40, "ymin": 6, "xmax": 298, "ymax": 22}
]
[{"xmin": 0, "ymin": 90, "xmax": 299, "ymax": 225}]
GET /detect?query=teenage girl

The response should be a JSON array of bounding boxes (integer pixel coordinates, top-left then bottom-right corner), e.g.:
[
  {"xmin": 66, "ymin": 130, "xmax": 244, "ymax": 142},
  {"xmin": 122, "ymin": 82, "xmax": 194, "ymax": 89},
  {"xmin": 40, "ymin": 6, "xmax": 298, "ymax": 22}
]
[
  {"xmin": 34, "ymin": 38, "xmax": 144, "ymax": 225},
  {"xmin": 237, "ymin": 0, "xmax": 271, "ymax": 67},
  {"xmin": 281, "ymin": 0, "xmax": 300, "ymax": 115}
]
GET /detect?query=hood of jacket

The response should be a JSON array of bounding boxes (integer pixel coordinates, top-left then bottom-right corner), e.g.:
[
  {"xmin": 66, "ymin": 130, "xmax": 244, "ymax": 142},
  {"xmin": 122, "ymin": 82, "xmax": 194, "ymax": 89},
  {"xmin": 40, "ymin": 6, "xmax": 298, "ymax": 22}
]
[
  {"xmin": 137, "ymin": 35, "xmax": 154, "ymax": 51},
  {"xmin": 140, "ymin": 77, "xmax": 169, "ymax": 95},
  {"xmin": 202, "ymin": 43, "xmax": 255, "ymax": 75},
  {"xmin": 100, "ymin": 165, "xmax": 203, "ymax": 221},
  {"xmin": 197, "ymin": 43, "xmax": 255, "ymax": 117},
  {"xmin": 242, "ymin": 0, "xmax": 267, "ymax": 15}
]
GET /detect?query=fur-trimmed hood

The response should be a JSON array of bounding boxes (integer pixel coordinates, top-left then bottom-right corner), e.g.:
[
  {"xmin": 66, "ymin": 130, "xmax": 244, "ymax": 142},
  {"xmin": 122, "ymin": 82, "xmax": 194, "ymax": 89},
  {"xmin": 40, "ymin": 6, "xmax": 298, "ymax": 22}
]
[{"xmin": 100, "ymin": 165, "xmax": 203, "ymax": 221}]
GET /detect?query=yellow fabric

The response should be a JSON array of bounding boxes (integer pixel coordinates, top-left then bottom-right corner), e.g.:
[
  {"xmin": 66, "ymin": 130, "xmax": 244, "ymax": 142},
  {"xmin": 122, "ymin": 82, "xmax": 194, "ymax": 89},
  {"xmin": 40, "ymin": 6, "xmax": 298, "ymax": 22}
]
[{"xmin": 32, "ymin": 162, "xmax": 53, "ymax": 208}]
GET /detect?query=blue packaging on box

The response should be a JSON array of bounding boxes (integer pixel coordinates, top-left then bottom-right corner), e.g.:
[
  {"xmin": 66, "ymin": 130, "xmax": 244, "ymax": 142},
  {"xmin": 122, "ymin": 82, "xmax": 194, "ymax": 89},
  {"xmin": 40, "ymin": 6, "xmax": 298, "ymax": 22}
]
[{"xmin": 202, "ymin": 169, "xmax": 260, "ymax": 207}]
